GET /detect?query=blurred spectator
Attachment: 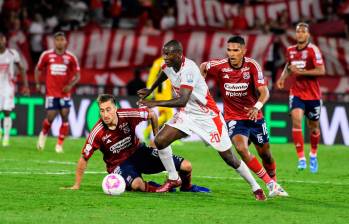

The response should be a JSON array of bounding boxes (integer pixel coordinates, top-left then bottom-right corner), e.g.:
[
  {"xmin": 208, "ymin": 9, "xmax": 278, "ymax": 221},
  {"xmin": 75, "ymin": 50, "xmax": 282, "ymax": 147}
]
[
  {"xmin": 230, "ymin": 5, "xmax": 249, "ymax": 31},
  {"xmin": 269, "ymin": 10, "xmax": 289, "ymax": 34},
  {"xmin": 64, "ymin": 0, "xmax": 88, "ymax": 30},
  {"xmin": 126, "ymin": 68, "xmax": 146, "ymax": 96},
  {"xmin": 160, "ymin": 7, "xmax": 175, "ymax": 30},
  {"xmin": 90, "ymin": 0, "xmax": 104, "ymax": 24},
  {"xmin": 28, "ymin": 13, "xmax": 44, "ymax": 62},
  {"xmin": 110, "ymin": 0, "xmax": 122, "ymax": 28}
]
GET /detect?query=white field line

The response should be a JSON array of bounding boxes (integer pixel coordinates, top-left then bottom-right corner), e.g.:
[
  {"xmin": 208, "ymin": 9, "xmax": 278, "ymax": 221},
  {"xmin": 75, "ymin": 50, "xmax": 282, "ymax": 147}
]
[
  {"xmin": 0, "ymin": 159, "xmax": 76, "ymax": 165},
  {"xmin": 0, "ymin": 169, "xmax": 348, "ymax": 186}
]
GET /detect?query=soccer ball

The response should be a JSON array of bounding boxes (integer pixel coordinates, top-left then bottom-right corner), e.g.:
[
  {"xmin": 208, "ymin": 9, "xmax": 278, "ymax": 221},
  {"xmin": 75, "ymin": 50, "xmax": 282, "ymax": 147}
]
[{"xmin": 102, "ymin": 174, "xmax": 126, "ymax": 196}]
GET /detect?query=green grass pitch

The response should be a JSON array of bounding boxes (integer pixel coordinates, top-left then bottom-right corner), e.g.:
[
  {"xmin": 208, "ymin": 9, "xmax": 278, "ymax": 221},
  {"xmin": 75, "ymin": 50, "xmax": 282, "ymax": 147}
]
[{"xmin": 0, "ymin": 137, "xmax": 348, "ymax": 224}]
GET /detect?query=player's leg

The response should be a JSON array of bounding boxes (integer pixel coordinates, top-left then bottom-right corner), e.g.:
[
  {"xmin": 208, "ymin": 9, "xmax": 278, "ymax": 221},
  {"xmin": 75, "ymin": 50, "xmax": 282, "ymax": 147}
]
[
  {"xmin": 55, "ymin": 107, "xmax": 70, "ymax": 153},
  {"xmin": 37, "ymin": 97, "xmax": 59, "ymax": 150},
  {"xmin": 305, "ymin": 100, "xmax": 321, "ymax": 173},
  {"xmin": 153, "ymin": 124, "xmax": 188, "ymax": 191},
  {"xmin": 2, "ymin": 110, "xmax": 11, "ymax": 146},
  {"xmin": 290, "ymin": 96, "xmax": 306, "ymax": 170},
  {"xmin": 254, "ymin": 143, "xmax": 276, "ymax": 181}
]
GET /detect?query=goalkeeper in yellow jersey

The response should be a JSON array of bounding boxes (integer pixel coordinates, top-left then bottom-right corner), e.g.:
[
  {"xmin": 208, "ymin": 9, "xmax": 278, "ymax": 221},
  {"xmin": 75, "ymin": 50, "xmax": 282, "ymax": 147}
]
[{"xmin": 144, "ymin": 57, "xmax": 179, "ymax": 146}]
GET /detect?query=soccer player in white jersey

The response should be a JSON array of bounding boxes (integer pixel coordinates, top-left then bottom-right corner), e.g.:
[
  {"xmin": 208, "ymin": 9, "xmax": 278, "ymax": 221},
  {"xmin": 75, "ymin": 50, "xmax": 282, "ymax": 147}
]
[
  {"xmin": 138, "ymin": 40, "xmax": 269, "ymax": 200},
  {"xmin": 0, "ymin": 33, "xmax": 30, "ymax": 146}
]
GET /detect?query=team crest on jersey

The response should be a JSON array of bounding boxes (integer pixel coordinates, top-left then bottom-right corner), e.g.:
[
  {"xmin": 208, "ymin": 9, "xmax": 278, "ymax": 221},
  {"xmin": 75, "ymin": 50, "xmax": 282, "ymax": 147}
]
[
  {"xmin": 222, "ymin": 68, "xmax": 233, "ymax": 73},
  {"xmin": 301, "ymin": 51, "xmax": 308, "ymax": 59},
  {"xmin": 243, "ymin": 72, "xmax": 250, "ymax": 79},
  {"xmin": 119, "ymin": 122, "xmax": 130, "ymax": 134}
]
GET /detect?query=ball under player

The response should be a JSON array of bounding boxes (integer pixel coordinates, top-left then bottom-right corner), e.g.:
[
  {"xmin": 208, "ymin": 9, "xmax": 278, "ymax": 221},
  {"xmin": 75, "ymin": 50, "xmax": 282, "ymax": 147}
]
[
  {"xmin": 143, "ymin": 56, "xmax": 175, "ymax": 146},
  {"xmin": 138, "ymin": 40, "xmax": 269, "ymax": 200},
  {"xmin": 200, "ymin": 36, "xmax": 288, "ymax": 197},
  {"xmin": 0, "ymin": 32, "xmax": 30, "ymax": 147},
  {"xmin": 276, "ymin": 22, "xmax": 325, "ymax": 173},
  {"xmin": 63, "ymin": 94, "xmax": 210, "ymax": 193},
  {"xmin": 35, "ymin": 32, "xmax": 80, "ymax": 153}
]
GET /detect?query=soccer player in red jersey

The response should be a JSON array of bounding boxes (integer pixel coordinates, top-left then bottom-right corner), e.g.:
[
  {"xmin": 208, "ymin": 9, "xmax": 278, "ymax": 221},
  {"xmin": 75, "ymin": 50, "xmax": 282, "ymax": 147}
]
[
  {"xmin": 64, "ymin": 94, "xmax": 209, "ymax": 193},
  {"xmin": 276, "ymin": 23, "xmax": 325, "ymax": 173},
  {"xmin": 201, "ymin": 36, "xmax": 288, "ymax": 197},
  {"xmin": 35, "ymin": 32, "xmax": 80, "ymax": 153}
]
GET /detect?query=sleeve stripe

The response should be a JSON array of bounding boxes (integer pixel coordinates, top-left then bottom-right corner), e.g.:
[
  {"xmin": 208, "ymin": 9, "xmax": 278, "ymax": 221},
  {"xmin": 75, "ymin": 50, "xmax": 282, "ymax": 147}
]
[
  {"xmin": 309, "ymin": 43, "xmax": 323, "ymax": 61},
  {"xmin": 36, "ymin": 50, "xmax": 51, "ymax": 69},
  {"xmin": 88, "ymin": 123, "xmax": 103, "ymax": 144},
  {"xmin": 246, "ymin": 57, "xmax": 264, "ymax": 81}
]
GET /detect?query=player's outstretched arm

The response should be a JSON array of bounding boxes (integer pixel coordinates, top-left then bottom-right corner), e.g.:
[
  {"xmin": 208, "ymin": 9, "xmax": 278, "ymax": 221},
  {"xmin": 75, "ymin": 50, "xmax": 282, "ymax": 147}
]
[
  {"xmin": 15, "ymin": 62, "xmax": 30, "ymax": 96},
  {"xmin": 62, "ymin": 157, "xmax": 87, "ymax": 190},
  {"xmin": 137, "ymin": 71, "xmax": 168, "ymax": 99},
  {"xmin": 148, "ymin": 109, "xmax": 159, "ymax": 136},
  {"xmin": 139, "ymin": 87, "xmax": 192, "ymax": 108}
]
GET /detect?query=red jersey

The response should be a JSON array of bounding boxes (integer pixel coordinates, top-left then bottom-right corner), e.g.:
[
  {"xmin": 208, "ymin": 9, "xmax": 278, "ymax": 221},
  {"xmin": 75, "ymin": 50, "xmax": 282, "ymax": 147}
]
[
  {"xmin": 206, "ymin": 57, "xmax": 266, "ymax": 121},
  {"xmin": 81, "ymin": 108, "xmax": 149, "ymax": 174},
  {"xmin": 286, "ymin": 43, "xmax": 324, "ymax": 100},
  {"xmin": 36, "ymin": 49, "xmax": 80, "ymax": 98}
]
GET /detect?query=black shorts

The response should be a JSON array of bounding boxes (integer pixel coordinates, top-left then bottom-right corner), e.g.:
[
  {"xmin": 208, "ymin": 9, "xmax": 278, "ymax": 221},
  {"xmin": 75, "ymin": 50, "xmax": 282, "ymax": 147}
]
[
  {"xmin": 112, "ymin": 144, "xmax": 184, "ymax": 190},
  {"xmin": 289, "ymin": 96, "xmax": 322, "ymax": 121}
]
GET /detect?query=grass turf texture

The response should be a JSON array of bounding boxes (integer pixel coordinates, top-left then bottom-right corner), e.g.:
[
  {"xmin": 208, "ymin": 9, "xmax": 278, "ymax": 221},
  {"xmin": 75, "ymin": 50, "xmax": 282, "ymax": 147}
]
[{"xmin": 0, "ymin": 137, "xmax": 348, "ymax": 224}]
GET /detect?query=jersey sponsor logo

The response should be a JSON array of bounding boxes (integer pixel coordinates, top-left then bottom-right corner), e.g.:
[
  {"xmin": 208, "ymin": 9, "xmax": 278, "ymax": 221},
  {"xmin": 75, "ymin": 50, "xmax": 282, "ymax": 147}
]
[
  {"xmin": 291, "ymin": 60, "xmax": 306, "ymax": 69},
  {"xmin": 221, "ymin": 68, "xmax": 233, "ymax": 73},
  {"xmin": 50, "ymin": 64, "xmax": 68, "ymax": 75},
  {"xmin": 110, "ymin": 136, "xmax": 132, "ymax": 153},
  {"xmin": 84, "ymin": 143, "xmax": 93, "ymax": 156},
  {"xmin": 224, "ymin": 83, "xmax": 249, "ymax": 92},
  {"xmin": 225, "ymin": 91, "xmax": 248, "ymax": 97},
  {"xmin": 243, "ymin": 72, "xmax": 250, "ymax": 80}
]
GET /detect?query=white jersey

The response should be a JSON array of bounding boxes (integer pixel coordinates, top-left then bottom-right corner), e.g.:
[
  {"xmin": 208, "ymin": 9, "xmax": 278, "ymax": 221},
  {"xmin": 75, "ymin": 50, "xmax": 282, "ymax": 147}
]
[
  {"xmin": 162, "ymin": 57, "xmax": 220, "ymax": 118},
  {"xmin": 0, "ymin": 48, "xmax": 20, "ymax": 90}
]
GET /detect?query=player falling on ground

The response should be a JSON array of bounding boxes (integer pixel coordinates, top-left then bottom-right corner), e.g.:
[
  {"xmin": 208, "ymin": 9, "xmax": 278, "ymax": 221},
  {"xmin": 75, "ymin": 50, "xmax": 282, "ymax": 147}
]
[
  {"xmin": 200, "ymin": 36, "xmax": 288, "ymax": 197},
  {"xmin": 138, "ymin": 40, "xmax": 270, "ymax": 200},
  {"xmin": 276, "ymin": 22, "xmax": 325, "ymax": 173},
  {"xmin": 64, "ymin": 94, "xmax": 209, "ymax": 193},
  {"xmin": 35, "ymin": 32, "xmax": 80, "ymax": 153},
  {"xmin": 0, "ymin": 32, "xmax": 30, "ymax": 147}
]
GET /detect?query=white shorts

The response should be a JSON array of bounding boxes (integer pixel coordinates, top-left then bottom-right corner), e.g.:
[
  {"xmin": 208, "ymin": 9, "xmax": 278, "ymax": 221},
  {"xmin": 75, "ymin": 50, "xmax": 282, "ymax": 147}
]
[
  {"xmin": 0, "ymin": 89, "xmax": 15, "ymax": 111},
  {"xmin": 166, "ymin": 111, "xmax": 232, "ymax": 152}
]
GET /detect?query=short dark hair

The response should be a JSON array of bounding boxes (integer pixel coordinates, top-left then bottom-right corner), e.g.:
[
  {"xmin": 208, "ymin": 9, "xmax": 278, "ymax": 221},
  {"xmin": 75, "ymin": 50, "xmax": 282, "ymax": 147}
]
[
  {"xmin": 227, "ymin": 36, "xmax": 245, "ymax": 45},
  {"xmin": 164, "ymin": 40, "xmax": 183, "ymax": 53},
  {"xmin": 54, "ymin": 31, "xmax": 66, "ymax": 38},
  {"xmin": 0, "ymin": 32, "xmax": 6, "ymax": 38},
  {"xmin": 296, "ymin": 22, "xmax": 309, "ymax": 31},
  {"xmin": 97, "ymin": 94, "xmax": 116, "ymax": 105}
]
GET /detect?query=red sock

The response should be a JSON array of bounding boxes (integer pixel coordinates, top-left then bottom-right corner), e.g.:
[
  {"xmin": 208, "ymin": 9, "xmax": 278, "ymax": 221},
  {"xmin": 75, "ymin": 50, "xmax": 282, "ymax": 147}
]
[
  {"xmin": 57, "ymin": 122, "xmax": 69, "ymax": 145},
  {"xmin": 247, "ymin": 156, "xmax": 272, "ymax": 184},
  {"xmin": 42, "ymin": 119, "xmax": 52, "ymax": 135},
  {"xmin": 263, "ymin": 161, "xmax": 277, "ymax": 182},
  {"xmin": 310, "ymin": 132, "xmax": 320, "ymax": 157},
  {"xmin": 179, "ymin": 170, "xmax": 192, "ymax": 190},
  {"xmin": 292, "ymin": 128, "xmax": 305, "ymax": 159},
  {"xmin": 144, "ymin": 182, "xmax": 158, "ymax": 192}
]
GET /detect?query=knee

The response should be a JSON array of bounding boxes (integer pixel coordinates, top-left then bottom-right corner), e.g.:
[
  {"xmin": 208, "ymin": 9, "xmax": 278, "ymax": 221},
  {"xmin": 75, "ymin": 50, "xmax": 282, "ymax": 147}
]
[
  {"xmin": 234, "ymin": 145, "xmax": 250, "ymax": 158},
  {"xmin": 130, "ymin": 178, "xmax": 145, "ymax": 191},
  {"xmin": 180, "ymin": 160, "xmax": 192, "ymax": 172}
]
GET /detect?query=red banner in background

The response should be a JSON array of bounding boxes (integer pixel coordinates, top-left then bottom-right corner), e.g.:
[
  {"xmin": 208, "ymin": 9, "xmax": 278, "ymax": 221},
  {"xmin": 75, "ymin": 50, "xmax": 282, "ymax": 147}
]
[{"xmin": 176, "ymin": 0, "xmax": 324, "ymax": 29}]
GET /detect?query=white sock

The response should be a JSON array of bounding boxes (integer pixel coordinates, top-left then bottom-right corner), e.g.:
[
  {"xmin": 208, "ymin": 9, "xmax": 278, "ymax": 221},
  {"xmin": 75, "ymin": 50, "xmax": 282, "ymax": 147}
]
[
  {"xmin": 3, "ymin": 117, "xmax": 12, "ymax": 139},
  {"xmin": 157, "ymin": 146, "xmax": 179, "ymax": 180},
  {"xmin": 235, "ymin": 160, "xmax": 261, "ymax": 192}
]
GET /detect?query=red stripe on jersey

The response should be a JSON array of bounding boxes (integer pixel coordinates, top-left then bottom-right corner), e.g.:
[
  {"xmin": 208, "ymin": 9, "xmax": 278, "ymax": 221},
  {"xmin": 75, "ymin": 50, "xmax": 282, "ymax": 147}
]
[
  {"xmin": 180, "ymin": 84, "xmax": 193, "ymax": 90},
  {"xmin": 205, "ymin": 90, "xmax": 220, "ymax": 114},
  {"xmin": 212, "ymin": 115, "xmax": 223, "ymax": 136}
]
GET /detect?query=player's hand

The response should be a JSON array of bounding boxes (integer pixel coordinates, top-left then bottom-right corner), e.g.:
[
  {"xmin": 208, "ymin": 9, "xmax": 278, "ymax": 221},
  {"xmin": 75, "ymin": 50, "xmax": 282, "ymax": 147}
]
[
  {"xmin": 288, "ymin": 65, "xmax": 302, "ymax": 75},
  {"xmin": 137, "ymin": 88, "xmax": 151, "ymax": 99},
  {"xmin": 60, "ymin": 184, "xmax": 80, "ymax": 190},
  {"xmin": 276, "ymin": 79, "xmax": 285, "ymax": 89},
  {"xmin": 245, "ymin": 107, "xmax": 259, "ymax": 122},
  {"xmin": 137, "ymin": 99, "xmax": 158, "ymax": 108},
  {"xmin": 63, "ymin": 85, "xmax": 72, "ymax": 93},
  {"xmin": 22, "ymin": 86, "xmax": 30, "ymax": 96}
]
